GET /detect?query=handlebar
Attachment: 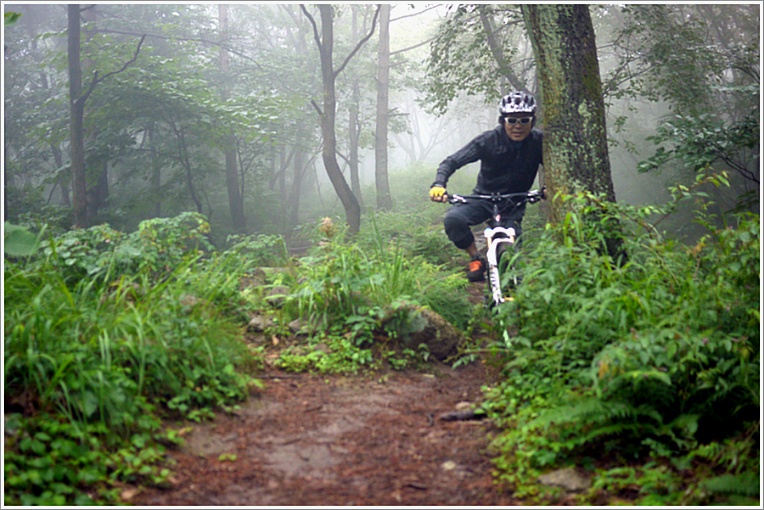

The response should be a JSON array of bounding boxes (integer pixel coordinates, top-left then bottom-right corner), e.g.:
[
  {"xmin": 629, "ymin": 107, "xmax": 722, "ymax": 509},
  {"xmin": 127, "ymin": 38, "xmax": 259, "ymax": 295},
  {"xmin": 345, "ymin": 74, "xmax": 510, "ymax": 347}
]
[{"xmin": 446, "ymin": 187, "xmax": 546, "ymax": 205}]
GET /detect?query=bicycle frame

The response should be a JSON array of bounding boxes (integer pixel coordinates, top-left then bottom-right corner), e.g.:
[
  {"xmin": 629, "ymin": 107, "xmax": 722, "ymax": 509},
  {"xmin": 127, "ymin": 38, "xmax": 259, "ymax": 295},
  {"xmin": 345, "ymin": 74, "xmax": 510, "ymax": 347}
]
[{"xmin": 447, "ymin": 188, "xmax": 545, "ymax": 307}]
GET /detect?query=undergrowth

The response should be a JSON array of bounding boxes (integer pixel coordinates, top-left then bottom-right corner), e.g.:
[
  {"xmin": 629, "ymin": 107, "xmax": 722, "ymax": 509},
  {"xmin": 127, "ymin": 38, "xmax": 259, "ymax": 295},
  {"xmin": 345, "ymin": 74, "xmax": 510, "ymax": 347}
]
[
  {"xmin": 257, "ymin": 213, "xmax": 474, "ymax": 374},
  {"xmin": 480, "ymin": 173, "xmax": 760, "ymax": 505},
  {"xmin": 3, "ymin": 214, "xmax": 263, "ymax": 505}
]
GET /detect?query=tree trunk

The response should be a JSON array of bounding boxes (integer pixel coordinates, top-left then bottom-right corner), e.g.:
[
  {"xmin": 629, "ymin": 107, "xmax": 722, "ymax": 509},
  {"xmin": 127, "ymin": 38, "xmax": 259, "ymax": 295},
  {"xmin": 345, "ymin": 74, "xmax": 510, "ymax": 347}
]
[
  {"xmin": 81, "ymin": 4, "xmax": 108, "ymax": 223},
  {"xmin": 315, "ymin": 5, "xmax": 360, "ymax": 234},
  {"xmin": 50, "ymin": 144, "xmax": 70, "ymax": 207},
  {"xmin": 348, "ymin": 7, "xmax": 363, "ymax": 206},
  {"xmin": 522, "ymin": 4, "xmax": 624, "ymax": 259},
  {"xmin": 172, "ymin": 122, "xmax": 203, "ymax": 214},
  {"xmin": 477, "ymin": 5, "xmax": 524, "ymax": 90},
  {"xmin": 219, "ymin": 4, "xmax": 246, "ymax": 233},
  {"xmin": 86, "ymin": 160, "xmax": 108, "ymax": 220},
  {"xmin": 349, "ymin": 82, "xmax": 363, "ymax": 205},
  {"xmin": 67, "ymin": 4, "xmax": 88, "ymax": 228},
  {"xmin": 148, "ymin": 122, "xmax": 161, "ymax": 218},
  {"xmin": 374, "ymin": 4, "xmax": 393, "ymax": 210},
  {"xmin": 289, "ymin": 148, "xmax": 307, "ymax": 227}
]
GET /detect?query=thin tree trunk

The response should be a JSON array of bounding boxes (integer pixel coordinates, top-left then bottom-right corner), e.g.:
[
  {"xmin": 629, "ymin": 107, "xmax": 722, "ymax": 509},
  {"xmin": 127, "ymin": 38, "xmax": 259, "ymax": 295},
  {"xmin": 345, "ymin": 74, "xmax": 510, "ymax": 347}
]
[
  {"xmin": 302, "ymin": 4, "xmax": 379, "ymax": 235},
  {"xmin": 289, "ymin": 148, "xmax": 307, "ymax": 227},
  {"xmin": 50, "ymin": 144, "xmax": 70, "ymax": 207},
  {"xmin": 219, "ymin": 4, "xmax": 246, "ymax": 233},
  {"xmin": 374, "ymin": 3, "xmax": 393, "ymax": 211},
  {"xmin": 172, "ymin": 121, "xmax": 203, "ymax": 214},
  {"xmin": 477, "ymin": 5, "xmax": 524, "ymax": 89},
  {"xmin": 318, "ymin": 5, "xmax": 361, "ymax": 233},
  {"xmin": 148, "ymin": 122, "xmax": 162, "ymax": 217},
  {"xmin": 349, "ymin": 82, "xmax": 363, "ymax": 205},
  {"xmin": 67, "ymin": 4, "xmax": 87, "ymax": 228},
  {"xmin": 347, "ymin": 7, "xmax": 363, "ymax": 205}
]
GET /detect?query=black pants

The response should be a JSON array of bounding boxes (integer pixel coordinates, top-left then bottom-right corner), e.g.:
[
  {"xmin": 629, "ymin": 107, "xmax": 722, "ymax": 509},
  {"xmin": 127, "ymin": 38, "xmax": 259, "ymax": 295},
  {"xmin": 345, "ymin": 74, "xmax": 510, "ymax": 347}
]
[{"xmin": 444, "ymin": 200, "xmax": 524, "ymax": 250}]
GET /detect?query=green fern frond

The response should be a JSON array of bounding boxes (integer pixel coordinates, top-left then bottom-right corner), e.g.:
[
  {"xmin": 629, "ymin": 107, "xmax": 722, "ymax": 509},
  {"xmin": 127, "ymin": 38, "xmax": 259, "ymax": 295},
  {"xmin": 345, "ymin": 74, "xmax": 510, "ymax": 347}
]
[
  {"xmin": 578, "ymin": 422, "xmax": 646, "ymax": 445},
  {"xmin": 702, "ymin": 471, "xmax": 760, "ymax": 497},
  {"xmin": 529, "ymin": 396, "xmax": 662, "ymax": 431}
]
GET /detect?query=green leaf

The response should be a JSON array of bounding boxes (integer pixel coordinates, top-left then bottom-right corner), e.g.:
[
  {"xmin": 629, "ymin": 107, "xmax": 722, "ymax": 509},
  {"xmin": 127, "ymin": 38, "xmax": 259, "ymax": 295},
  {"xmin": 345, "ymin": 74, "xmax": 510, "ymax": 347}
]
[
  {"xmin": 4, "ymin": 223, "xmax": 41, "ymax": 257},
  {"xmin": 4, "ymin": 11, "xmax": 21, "ymax": 26},
  {"xmin": 30, "ymin": 439, "xmax": 47, "ymax": 455},
  {"xmin": 81, "ymin": 391, "xmax": 99, "ymax": 418}
]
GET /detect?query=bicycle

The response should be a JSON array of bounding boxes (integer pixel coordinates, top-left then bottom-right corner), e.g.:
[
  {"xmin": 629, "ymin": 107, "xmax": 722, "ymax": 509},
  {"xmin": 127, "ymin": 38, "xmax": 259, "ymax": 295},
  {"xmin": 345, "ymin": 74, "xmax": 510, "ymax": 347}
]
[{"xmin": 445, "ymin": 187, "xmax": 546, "ymax": 308}]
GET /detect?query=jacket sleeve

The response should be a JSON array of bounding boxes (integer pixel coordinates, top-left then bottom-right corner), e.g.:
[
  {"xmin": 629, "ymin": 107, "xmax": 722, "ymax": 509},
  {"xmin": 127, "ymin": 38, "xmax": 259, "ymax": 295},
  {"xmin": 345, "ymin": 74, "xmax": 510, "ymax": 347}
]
[{"xmin": 433, "ymin": 134, "xmax": 484, "ymax": 187}]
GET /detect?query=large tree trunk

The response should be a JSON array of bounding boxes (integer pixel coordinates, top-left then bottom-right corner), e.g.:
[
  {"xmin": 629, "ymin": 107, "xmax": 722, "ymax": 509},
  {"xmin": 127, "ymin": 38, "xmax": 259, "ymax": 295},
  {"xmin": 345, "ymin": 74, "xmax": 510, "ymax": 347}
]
[
  {"xmin": 374, "ymin": 4, "xmax": 393, "ymax": 211},
  {"xmin": 67, "ymin": 4, "xmax": 88, "ymax": 228},
  {"xmin": 523, "ymin": 4, "xmax": 624, "ymax": 259},
  {"xmin": 219, "ymin": 4, "xmax": 246, "ymax": 233}
]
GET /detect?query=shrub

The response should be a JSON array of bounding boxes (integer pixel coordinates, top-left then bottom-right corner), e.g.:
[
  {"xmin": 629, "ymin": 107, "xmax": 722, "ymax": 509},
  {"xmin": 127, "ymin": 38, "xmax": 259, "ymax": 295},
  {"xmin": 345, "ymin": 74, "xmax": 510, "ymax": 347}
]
[
  {"xmin": 483, "ymin": 187, "xmax": 759, "ymax": 504},
  {"xmin": 3, "ymin": 213, "xmax": 261, "ymax": 505}
]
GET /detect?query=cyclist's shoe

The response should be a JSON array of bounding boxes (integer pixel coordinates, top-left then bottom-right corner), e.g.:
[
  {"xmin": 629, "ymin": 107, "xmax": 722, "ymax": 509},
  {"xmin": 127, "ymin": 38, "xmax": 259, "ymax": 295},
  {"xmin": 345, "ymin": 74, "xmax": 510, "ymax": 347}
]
[{"xmin": 467, "ymin": 255, "xmax": 487, "ymax": 282}]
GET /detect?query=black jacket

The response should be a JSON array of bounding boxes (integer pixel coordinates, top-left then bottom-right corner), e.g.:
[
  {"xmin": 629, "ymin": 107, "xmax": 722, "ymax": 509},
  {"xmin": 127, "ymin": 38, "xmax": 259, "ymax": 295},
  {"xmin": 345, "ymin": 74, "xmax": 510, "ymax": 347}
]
[{"xmin": 434, "ymin": 125, "xmax": 543, "ymax": 195}]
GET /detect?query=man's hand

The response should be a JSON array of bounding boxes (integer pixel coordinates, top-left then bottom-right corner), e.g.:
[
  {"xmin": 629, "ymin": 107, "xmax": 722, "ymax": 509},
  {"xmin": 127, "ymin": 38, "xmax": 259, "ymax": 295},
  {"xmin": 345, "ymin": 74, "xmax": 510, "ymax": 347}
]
[{"xmin": 429, "ymin": 185, "xmax": 447, "ymax": 202}]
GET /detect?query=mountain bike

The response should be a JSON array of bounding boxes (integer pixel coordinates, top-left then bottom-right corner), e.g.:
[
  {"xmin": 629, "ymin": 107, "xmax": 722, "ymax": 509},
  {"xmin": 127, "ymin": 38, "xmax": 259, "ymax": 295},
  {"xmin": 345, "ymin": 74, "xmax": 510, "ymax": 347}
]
[{"xmin": 446, "ymin": 187, "xmax": 546, "ymax": 308}]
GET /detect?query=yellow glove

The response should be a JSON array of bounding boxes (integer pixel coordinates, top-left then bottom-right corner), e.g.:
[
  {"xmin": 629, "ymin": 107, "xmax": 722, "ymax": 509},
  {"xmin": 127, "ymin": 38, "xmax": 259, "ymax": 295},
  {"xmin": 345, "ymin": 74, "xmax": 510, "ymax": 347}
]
[{"xmin": 429, "ymin": 185, "xmax": 447, "ymax": 202}]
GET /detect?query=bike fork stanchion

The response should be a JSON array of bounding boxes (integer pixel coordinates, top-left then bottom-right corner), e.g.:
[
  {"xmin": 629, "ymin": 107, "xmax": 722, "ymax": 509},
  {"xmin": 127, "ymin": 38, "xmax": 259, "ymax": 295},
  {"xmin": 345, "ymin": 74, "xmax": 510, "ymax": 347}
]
[{"xmin": 484, "ymin": 226, "xmax": 516, "ymax": 307}]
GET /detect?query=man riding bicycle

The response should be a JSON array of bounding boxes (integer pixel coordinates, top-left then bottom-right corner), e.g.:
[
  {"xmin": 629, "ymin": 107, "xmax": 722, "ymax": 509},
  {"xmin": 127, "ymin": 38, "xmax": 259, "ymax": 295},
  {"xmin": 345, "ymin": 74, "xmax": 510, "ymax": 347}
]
[{"xmin": 429, "ymin": 91, "xmax": 543, "ymax": 282}]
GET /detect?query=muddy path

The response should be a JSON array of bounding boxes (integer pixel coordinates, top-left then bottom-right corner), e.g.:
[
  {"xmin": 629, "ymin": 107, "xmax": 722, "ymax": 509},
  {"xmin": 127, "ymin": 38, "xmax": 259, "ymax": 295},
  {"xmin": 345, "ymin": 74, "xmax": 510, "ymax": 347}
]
[{"xmin": 130, "ymin": 357, "xmax": 523, "ymax": 506}]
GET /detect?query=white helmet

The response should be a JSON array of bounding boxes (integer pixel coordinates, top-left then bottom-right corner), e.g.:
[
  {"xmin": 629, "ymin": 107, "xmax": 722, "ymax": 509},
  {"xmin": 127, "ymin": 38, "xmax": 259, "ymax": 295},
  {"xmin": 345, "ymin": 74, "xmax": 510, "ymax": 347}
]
[{"xmin": 499, "ymin": 91, "xmax": 537, "ymax": 115}]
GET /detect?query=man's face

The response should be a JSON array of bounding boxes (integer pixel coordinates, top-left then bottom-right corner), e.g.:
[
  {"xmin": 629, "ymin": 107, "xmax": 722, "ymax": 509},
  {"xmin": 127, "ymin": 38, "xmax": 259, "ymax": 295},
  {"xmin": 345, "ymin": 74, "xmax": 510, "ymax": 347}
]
[{"xmin": 503, "ymin": 113, "xmax": 533, "ymax": 142}]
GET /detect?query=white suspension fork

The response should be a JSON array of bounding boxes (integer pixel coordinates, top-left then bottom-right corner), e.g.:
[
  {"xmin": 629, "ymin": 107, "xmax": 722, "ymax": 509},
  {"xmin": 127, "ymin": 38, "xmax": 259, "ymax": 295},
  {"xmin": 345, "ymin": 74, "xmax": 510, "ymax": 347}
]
[{"xmin": 484, "ymin": 226, "xmax": 516, "ymax": 305}]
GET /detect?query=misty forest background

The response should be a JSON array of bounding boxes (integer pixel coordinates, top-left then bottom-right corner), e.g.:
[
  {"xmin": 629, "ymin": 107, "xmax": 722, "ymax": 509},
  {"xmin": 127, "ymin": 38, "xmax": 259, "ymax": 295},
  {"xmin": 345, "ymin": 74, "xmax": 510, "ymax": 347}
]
[
  {"xmin": 4, "ymin": 3, "xmax": 758, "ymax": 238},
  {"xmin": 3, "ymin": 3, "xmax": 761, "ymax": 507}
]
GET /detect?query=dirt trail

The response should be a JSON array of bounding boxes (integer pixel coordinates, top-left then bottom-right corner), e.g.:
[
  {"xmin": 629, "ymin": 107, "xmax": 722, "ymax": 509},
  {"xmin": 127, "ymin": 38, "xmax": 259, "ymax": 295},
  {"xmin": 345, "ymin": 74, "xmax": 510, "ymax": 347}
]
[
  {"xmin": 130, "ymin": 358, "xmax": 522, "ymax": 506},
  {"xmin": 130, "ymin": 282, "xmax": 524, "ymax": 506}
]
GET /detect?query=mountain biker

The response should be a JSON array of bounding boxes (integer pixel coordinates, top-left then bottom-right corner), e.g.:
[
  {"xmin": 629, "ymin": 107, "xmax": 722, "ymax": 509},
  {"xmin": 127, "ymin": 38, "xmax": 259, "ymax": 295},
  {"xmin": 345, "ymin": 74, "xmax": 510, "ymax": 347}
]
[{"xmin": 429, "ymin": 91, "xmax": 543, "ymax": 282}]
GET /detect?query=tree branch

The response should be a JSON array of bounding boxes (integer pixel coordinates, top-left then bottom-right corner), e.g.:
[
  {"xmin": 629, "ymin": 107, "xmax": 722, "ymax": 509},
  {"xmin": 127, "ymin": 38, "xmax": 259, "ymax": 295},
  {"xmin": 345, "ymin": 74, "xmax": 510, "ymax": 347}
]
[
  {"xmin": 334, "ymin": 5, "xmax": 380, "ymax": 78},
  {"xmin": 299, "ymin": 4, "xmax": 322, "ymax": 53},
  {"xmin": 96, "ymin": 28, "xmax": 264, "ymax": 70},
  {"xmin": 390, "ymin": 37, "xmax": 435, "ymax": 56},
  {"xmin": 81, "ymin": 33, "xmax": 146, "ymax": 104},
  {"xmin": 390, "ymin": 4, "xmax": 440, "ymax": 22},
  {"xmin": 310, "ymin": 98, "xmax": 323, "ymax": 116}
]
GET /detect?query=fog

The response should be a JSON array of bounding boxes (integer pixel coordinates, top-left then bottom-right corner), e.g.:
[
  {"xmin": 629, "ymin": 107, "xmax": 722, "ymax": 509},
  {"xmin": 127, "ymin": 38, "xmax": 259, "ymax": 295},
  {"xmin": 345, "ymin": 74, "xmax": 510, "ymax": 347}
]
[{"xmin": 3, "ymin": 3, "xmax": 759, "ymax": 241}]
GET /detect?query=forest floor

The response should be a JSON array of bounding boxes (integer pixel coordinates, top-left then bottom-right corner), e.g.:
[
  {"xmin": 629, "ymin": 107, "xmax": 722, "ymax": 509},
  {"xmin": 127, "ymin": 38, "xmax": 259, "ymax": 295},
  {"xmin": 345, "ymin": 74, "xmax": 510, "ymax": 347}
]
[{"xmin": 129, "ymin": 285, "xmax": 559, "ymax": 507}]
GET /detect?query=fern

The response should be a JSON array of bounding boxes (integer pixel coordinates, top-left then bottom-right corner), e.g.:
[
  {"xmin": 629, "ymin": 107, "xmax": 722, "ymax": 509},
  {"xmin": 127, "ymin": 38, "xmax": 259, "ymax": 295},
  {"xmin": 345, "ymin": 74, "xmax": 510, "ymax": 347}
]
[
  {"xmin": 702, "ymin": 472, "xmax": 760, "ymax": 497},
  {"xmin": 525, "ymin": 395, "xmax": 704, "ymax": 457},
  {"xmin": 530, "ymin": 396, "xmax": 662, "ymax": 431}
]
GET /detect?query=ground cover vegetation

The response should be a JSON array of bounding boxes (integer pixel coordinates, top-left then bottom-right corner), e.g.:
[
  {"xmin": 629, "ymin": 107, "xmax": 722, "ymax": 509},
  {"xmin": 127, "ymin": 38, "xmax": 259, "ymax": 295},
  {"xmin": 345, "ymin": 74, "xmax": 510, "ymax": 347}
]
[
  {"xmin": 477, "ymin": 174, "xmax": 760, "ymax": 505},
  {"xmin": 5, "ymin": 167, "xmax": 759, "ymax": 506}
]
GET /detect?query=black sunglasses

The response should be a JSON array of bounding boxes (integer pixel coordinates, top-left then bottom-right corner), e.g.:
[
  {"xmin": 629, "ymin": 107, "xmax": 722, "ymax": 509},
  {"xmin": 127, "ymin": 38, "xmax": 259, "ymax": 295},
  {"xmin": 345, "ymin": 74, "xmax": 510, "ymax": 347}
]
[{"xmin": 504, "ymin": 117, "xmax": 533, "ymax": 125}]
